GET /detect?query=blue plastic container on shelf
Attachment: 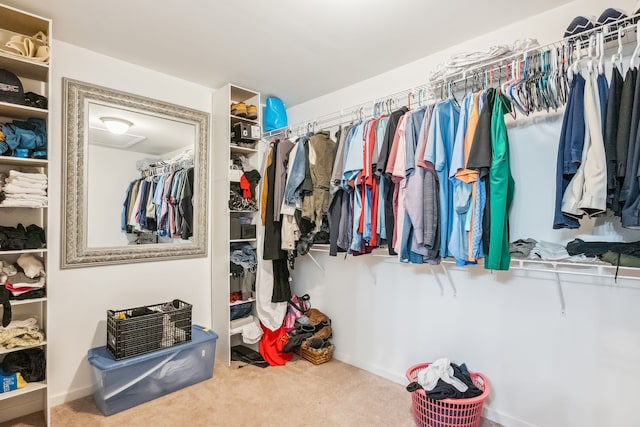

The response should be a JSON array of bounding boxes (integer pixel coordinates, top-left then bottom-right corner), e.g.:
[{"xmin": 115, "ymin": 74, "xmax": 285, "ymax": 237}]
[{"xmin": 87, "ymin": 325, "xmax": 218, "ymax": 416}]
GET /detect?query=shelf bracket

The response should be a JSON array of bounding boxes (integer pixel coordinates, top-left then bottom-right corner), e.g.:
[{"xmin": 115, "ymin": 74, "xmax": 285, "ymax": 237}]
[
  {"xmin": 428, "ymin": 266, "xmax": 445, "ymax": 296},
  {"xmin": 552, "ymin": 263, "xmax": 566, "ymax": 316},
  {"xmin": 307, "ymin": 252, "xmax": 325, "ymax": 275},
  {"xmin": 441, "ymin": 263, "xmax": 457, "ymax": 297}
]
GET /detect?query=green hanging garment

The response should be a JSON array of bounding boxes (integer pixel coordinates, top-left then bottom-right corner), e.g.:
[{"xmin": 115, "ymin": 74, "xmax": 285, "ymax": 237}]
[{"xmin": 485, "ymin": 92, "xmax": 515, "ymax": 270}]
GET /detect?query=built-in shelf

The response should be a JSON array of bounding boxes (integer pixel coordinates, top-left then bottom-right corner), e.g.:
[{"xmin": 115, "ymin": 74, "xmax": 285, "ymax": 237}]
[
  {"xmin": 0, "ymin": 101, "xmax": 48, "ymax": 120},
  {"xmin": 0, "ymin": 341, "xmax": 47, "ymax": 355},
  {"xmin": 0, "ymin": 248, "xmax": 47, "ymax": 255},
  {"xmin": 230, "ymin": 86, "xmax": 259, "ymax": 103},
  {"xmin": 0, "ymin": 51, "xmax": 48, "ymax": 82},
  {"xmin": 230, "ymin": 238, "xmax": 257, "ymax": 243},
  {"xmin": 10, "ymin": 297, "xmax": 46, "ymax": 306},
  {"xmin": 230, "ymin": 298, "xmax": 255, "ymax": 306},
  {"xmin": 0, "ymin": 156, "xmax": 48, "ymax": 167},
  {"xmin": 229, "ymin": 145, "xmax": 258, "ymax": 154},
  {"xmin": 229, "ymin": 210, "xmax": 259, "ymax": 214},
  {"xmin": 0, "ymin": 205, "xmax": 47, "ymax": 209},
  {"xmin": 230, "ymin": 114, "xmax": 259, "ymax": 125},
  {"xmin": 0, "ymin": 381, "xmax": 47, "ymax": 401}
]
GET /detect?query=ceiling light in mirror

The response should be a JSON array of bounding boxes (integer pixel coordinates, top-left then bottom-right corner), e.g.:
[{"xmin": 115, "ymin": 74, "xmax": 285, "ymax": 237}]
[{"xmin": 101, "ymin": 116, "xmax": 133, "ymax": 134}]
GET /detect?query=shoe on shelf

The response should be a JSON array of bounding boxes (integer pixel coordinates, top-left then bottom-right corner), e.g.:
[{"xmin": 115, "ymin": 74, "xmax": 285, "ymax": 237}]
[
  {"xmin": 246, "ymin": 104, "xmax": 258, "ymax": 120},
  {"xmin": 231, "ymin": 102, "xmax": 247, "ymax": 117}
]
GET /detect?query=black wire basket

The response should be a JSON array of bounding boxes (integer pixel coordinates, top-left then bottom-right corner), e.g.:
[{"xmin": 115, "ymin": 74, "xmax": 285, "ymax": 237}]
[{"xmin": 106, "ymin": 300, "xmax": 192, "ymax": 360}]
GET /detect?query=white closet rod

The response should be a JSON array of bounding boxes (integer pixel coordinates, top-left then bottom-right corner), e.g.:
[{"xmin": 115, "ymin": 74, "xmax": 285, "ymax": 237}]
[
  {"xmin": 266, "ymin": 12, "xmax": 639, "ymax": 139},
  {"xmin": 307, "ymin": 245, "xmax": 640, "ymax": 285}
]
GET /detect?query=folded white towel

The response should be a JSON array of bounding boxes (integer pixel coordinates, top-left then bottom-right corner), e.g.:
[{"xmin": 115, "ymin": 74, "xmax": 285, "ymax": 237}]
[
  {"xmin": 9, "ymin": 170, "xmax": 47, "ymax": 181},
  {"xmin": 4, "ymin": 193, "xmax": 48, "ymax": 201},
  {"xmin": 3, "ymin": 183, "xmax": 47, "ymax": 195},
  {"xmin": 0, "ymin": 199, "xmax": 46, "ymax": 208},
  {"xmin": 5, "ymin": 178, "xmax": 47, "ymax": 188}
]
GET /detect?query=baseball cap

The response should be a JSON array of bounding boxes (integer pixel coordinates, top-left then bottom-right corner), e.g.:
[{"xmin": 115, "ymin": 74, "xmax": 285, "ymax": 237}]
[
  {"xmin": 597, "ymin": 8, "xmax": 629, "ymax": 41},
  {"xmin": 0, "ymin": 69, "xmax": 24, "ymax": 105},
  {"xmin": 564, "ymin": 15, "xmax": 596, "ymax": 41}
]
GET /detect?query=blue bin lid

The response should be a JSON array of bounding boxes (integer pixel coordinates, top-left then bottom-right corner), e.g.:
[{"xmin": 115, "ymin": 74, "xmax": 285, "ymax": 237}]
[{"xmin": 88, "ymin": 325, "xmax": 218, "ymax": 371}]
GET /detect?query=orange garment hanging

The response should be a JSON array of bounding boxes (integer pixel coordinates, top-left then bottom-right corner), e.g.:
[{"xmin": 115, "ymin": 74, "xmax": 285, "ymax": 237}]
[
  {"xmin": 261, "ymin": 147, "xmax": 273, "ymax": 226},
  {"xmin": 454, "ymin": 93, "xmax": 482, "ymax": 262}
]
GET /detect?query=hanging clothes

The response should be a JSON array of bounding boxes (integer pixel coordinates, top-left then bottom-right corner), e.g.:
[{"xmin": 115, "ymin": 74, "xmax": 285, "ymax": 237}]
[
  {"xmin": 562, "ymin": 68, "xmax": 606, "ymax": 219},
  {"xmin": 553, "ymin": 74, "xmax": 586, "ymax": 229},
  {"xmin": 378, "ymin": 107, "xmax": 409, "ymax": 255},
  {"xmin": 613, "ymin": 67, "xmax": 637, "ymax": 215},
  {"xmin": 424, "ymin": 98, "xmax": 460, "ymax": 258},
  {"xmin": 485, "ymin": 90, "xmax": 515, "ymax": 271},
  {"xmin": 121, "ymin": 167, "xmax": 194, "ymax": 239},
  {"xmin": 605, "ymin": 66, "xmax": 623, "ymax": 211},
  {"xmin": 302, "ymin": 131, "xmax": 337, "ymax": 231},
  {"xmin": 448, "ymin": 93, "xmax": 475, "ymax": 265}
]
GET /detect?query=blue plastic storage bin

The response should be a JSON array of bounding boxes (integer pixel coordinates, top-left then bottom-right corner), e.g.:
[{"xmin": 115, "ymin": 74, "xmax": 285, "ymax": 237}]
[{"xmin": 87, "ymin": 325, "xmax": 217, "ymax": 416}]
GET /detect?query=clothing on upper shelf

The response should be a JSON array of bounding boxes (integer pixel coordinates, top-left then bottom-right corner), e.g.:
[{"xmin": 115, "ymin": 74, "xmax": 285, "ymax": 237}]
[{"xmin": 122, "ymin": 167, "xmax": 194, "ymax": 240}]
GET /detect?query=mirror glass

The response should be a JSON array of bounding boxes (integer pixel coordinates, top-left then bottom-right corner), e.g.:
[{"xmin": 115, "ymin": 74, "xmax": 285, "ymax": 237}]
[{"xmin": 62, "ymin": 78, "xmax": 209, "ymax": 268}]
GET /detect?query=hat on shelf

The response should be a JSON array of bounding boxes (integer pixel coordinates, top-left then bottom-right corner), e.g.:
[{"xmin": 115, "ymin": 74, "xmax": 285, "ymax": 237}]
[
  {"xmin": 598, "ymin": 8, "xmax": 629, "ymax": 40},
  {"xmin": 0, "ymin": 69, "xmax": 24, "ymax": 105},
  {"xmin": 564, "ymin": 15, "xmax": 597, "ymax": 41}
]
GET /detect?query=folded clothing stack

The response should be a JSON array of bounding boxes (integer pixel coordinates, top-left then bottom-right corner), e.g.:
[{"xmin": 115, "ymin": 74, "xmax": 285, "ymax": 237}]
[
  {"xmin": 0, "ymin": 318, "xmax": 44, "ymax": 349},
  {"xmin": 0, "ymin": 118, "xmax": 47, "ymax": 159},
  {"xmin": 2, "ymin": 254, "xmax": 46, "ymax": 301},
  {"xmin": 0, "ymin": 170, "xmax": 47, "ymax": 208},
  {"xmin": 0, "ymin": 223, "xmax": 46, "ymax": 251}
]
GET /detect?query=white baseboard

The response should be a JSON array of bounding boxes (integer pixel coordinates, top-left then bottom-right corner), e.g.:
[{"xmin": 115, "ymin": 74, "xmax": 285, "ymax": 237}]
[
  {"xmin": 483, "ymin": 406, "xmax": 539, "ymax": 427},
  {"xmin": 332, "ymin": 350, "xmax": 407, "ymax": 385},
  {"xmin": 332, "ymin": 351, "xmax": 539, "ymax": 427},
  {"xmin": 49, "ymin": 385, "xmax": 93, "ymax": 407}
]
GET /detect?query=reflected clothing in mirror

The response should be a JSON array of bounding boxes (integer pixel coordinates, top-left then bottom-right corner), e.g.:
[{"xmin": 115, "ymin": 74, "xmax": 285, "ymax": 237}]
[{"xmin": 121, "ymin": 167, "xmax": 194, "ymax": 242}]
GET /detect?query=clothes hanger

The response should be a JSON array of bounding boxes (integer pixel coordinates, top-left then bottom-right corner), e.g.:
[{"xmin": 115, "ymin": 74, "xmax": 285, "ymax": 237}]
[
  {"xmin": 612, "ymin": 27, "xmax": 624, "ymax": 73},
  {"xmin": 629, "ymin": 23, "xmax": 640, "ymax": 69},
  {"xmin": 596, "ymin": 31, "xmax": 605, "ymax": 75},
  {"xmin": 508, "ymin": 54, "xmax": 529, "ymax": 116}
]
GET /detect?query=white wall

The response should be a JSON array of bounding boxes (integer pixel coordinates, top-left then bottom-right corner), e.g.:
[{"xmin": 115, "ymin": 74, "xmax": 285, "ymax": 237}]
[
  {"xmin": 48, "ymin": 40, "xmax": 213, "ymax": 405},
  {"xmin": 86, "ymin": 144, "xmax": 149, "ymax": 247},
  {"xmin": 287, "ymin": 1, "xmax": 640, "ymax": 426}
]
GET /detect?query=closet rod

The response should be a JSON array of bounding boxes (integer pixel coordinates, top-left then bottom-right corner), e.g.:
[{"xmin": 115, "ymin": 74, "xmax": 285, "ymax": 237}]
[
  {"xmin": 307, "ymin": 245, "xmax": 640, "ymax": 284},
  {"xmin": 271, "ymin": 12, "xmax": 639, "ymax": 139}
]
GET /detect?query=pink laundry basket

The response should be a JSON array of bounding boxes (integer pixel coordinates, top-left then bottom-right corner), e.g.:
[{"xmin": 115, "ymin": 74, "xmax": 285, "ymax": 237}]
[{"xmin": 406, "ymin": 363, "xmax": 490, "ymax": 427}]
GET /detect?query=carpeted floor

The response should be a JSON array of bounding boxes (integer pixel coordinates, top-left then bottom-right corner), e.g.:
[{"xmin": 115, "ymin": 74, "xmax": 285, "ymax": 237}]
[{"xmin": 3, "ymin": 357, "xmax": 502, "ymax": 427}]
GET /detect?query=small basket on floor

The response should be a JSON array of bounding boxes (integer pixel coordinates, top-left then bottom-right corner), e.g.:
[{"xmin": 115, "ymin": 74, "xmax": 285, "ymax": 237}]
[
  {"xmin": 295, "ymin": 343, "xmax": 333, "ymax": 365},
  {"xmin": 405, "ymin": 363, "xmax": 490, "ymax": 427}
]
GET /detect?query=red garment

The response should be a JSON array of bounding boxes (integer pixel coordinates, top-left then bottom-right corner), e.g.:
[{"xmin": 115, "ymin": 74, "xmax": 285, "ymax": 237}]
[
  {"xmin": 240, "ymin": 174, "xmax": 251, "ymax": 198},
  {"xmin": 259, "ymin": 324, "xmax": 293, "ymax": 366}
]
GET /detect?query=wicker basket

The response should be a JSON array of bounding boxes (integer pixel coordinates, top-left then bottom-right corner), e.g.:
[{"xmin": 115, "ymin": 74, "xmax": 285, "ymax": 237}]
[{"xmin": 296, "ymin": 343, "xmax": 334, "ymax": 365}]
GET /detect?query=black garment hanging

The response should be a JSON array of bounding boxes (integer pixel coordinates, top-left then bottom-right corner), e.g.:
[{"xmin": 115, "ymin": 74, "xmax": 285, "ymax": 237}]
[
  {"xmin": 263, "ymin": 143, "xmax": 286, "ymax": 261},
  {"xmin": 271, "ymin": 258, "xmax": 292, "ymax": 303},
  {"xmin": 179, "ymin": 168, "xmax": 194, "ymax": 239},
  {"xmin": 379, "ymin": 107, "xmax": 409, "ymax": 255},
  {"xmin": 620, "ymin": 68, "xmax": 640, "ymax": 219},
  {"xmin": 467, "ymin": 89, "xmax": 496, "ymax": 253},
  {"xmin": 615, "ymin": 68, "xmax": 637, "ymax": 190},
  {"xmin": 605, "ymin": 67, "xmax": 623, "ymax": 211}
]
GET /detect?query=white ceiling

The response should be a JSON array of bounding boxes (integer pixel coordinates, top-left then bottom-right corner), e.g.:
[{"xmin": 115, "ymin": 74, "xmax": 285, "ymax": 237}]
[{"xmin": 5, "ymin": 0, "xmax": 569, "ymax": 107}]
